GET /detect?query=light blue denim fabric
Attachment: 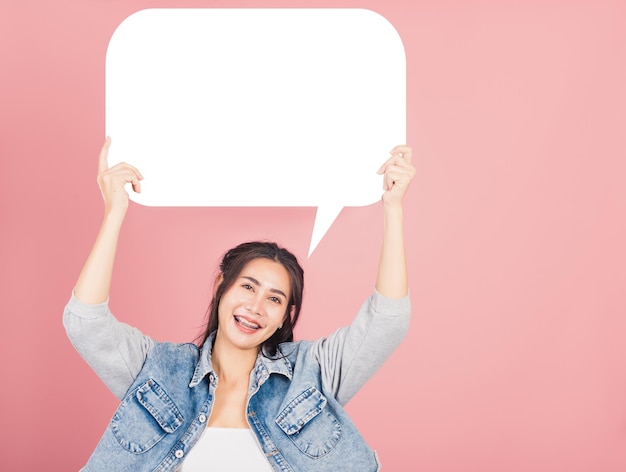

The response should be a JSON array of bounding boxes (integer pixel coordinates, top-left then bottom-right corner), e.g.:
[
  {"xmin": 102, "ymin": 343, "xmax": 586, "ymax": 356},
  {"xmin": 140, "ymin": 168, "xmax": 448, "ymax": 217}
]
[
  {"xmin": 65, "ymin": 290, "xmax": 410, "ymax": 471},
  {"xmin": 82, "ymin": 336, "xmax": 382, "ymax": 471}
]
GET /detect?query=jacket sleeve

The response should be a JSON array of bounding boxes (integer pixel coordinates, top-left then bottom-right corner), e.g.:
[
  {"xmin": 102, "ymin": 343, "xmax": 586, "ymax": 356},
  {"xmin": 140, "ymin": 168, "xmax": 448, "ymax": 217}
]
[
  {"xmin": 310, "ymin": 288, "xmax": 411, "ymax": 406},
  {"xmin": 63, "ymin": 293, "xmax": 156, "ymax": 400}
]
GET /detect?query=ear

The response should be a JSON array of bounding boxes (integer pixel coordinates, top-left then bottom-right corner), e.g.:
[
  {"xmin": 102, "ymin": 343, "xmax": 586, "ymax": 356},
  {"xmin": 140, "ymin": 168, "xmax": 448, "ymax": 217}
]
[{"xmin": 213, "ymin": 273, "xmax": 224, "ymax": 296}]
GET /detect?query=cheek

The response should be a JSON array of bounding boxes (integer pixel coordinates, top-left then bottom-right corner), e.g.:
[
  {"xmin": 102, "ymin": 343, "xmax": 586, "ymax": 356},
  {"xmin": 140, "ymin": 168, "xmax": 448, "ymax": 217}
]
[
  {"xmin": 216, "ymin": 296, "xmax": 235, "ymax": 322},
  {"xmin": 220, "ymin": 290, "xmax": 243, "ymax": 309},
  {"xmin": 273, "ymin": 306, "xmax": 289, "ymax": 323}
]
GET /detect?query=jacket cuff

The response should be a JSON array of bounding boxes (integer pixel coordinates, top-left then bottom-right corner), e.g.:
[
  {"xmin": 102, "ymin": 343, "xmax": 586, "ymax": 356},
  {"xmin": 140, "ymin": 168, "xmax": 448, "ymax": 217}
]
[
  {"xmin": 65, "ymin": 291, "xmax": 110, "ymax": 319},
  {"xmin": 370, "ymin": 287, "xmax": 411, "ymax": 317}
]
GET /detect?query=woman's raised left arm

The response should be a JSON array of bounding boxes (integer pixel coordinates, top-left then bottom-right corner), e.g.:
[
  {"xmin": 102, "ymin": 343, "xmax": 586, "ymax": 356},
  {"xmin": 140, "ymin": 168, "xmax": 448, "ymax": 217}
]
[
  {"xmin": 312, "ymin": 145, "xmax": 415, "ymax": 405},
  {"xmin": 375, "ymin": 145, "xmax": 415, "ymax": 299}
]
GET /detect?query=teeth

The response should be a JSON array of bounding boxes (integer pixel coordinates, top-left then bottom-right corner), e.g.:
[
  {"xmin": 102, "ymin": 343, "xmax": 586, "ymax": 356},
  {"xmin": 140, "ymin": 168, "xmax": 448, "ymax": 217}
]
[{"xmin": 235, "ymin": 316, "xmax": 260, "ymax": 330}]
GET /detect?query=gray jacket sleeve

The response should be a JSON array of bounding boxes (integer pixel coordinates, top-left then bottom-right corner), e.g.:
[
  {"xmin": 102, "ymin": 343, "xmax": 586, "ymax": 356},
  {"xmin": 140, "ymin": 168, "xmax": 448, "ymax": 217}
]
[
  {"xmin": 63, "ymin": 294, "xmax": 156, "ymax": 400},
  {"xmin": 310, "ymin": 288, "xmax": 411, "ymax": 406}
]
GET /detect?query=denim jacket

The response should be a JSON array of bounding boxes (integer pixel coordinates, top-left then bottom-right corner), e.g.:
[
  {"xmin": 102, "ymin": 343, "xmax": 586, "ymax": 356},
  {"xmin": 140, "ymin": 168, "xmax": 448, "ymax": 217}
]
[{"xmin": 64, "ymin": 290, "xmax": 410, "ymax": 471}]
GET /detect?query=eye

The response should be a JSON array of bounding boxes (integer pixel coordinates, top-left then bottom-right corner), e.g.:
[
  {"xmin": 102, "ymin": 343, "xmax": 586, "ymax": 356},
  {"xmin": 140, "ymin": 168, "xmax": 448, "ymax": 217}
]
[
  {"xmin": 269, "ymin": 296, "xmax": 282, "ymax": 304},
  {"xmin": 242, "ymin": 283, "xmax": 254, "ymax": 291}
]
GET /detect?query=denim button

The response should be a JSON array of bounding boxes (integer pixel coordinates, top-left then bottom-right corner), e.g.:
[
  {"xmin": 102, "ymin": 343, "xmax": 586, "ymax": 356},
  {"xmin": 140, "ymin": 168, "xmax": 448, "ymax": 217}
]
[
  {"xmin": 198, "ymin": 414, "xmax": 207, "ymax": 423},
  {"xmin": 175, "ymin": 449, "xmax": 184, "ymax": 459}
]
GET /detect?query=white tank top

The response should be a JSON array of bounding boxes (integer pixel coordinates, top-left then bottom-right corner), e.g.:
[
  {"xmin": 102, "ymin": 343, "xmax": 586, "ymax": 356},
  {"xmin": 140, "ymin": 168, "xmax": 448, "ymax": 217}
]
[{"xmin": 181, "ymin": 427, "xmax": 274, "ymax": 472}]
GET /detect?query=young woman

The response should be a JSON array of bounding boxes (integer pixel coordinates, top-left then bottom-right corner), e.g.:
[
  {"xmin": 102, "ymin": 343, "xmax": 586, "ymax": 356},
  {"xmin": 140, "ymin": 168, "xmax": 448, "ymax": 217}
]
[{"xmin": 64, "ymin": 138, "xmax": 415, "ymax": 471}]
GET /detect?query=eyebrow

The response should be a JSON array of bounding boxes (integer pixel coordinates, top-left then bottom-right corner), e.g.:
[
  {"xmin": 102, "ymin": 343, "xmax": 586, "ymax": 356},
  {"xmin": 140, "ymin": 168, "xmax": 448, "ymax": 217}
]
[{"xmin": 242, "ymin": 276, "xmax": 288, "ymax": 299}]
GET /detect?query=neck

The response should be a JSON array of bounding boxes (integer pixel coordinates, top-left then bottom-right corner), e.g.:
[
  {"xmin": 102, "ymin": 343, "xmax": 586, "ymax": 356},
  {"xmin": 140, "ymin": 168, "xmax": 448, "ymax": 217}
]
[{"xmin": 211, "ymin": 334, "xmax": 259, "ymax": 384}]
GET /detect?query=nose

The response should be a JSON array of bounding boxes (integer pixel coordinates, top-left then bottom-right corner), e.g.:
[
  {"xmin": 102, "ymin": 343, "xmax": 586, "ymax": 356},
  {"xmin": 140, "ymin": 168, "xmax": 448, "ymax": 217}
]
[{"xmin": 244, "ymin": 293, "xmax": 263, "ymax": 315}]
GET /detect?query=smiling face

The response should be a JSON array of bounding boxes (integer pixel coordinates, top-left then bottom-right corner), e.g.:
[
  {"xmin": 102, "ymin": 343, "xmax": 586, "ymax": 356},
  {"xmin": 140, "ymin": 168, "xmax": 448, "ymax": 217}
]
[
  {"xmin": 215, "ymin": 258, "xmax": 292, "ymax": 353},
  {"xmin": 199, "ymin": 241, "xmax": 305, "ymax": 357}
]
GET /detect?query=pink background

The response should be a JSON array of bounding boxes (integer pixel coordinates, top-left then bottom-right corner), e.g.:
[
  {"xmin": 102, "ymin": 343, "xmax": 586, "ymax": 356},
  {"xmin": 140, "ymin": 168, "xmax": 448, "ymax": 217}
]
[{"xmin": 2, "ymin": 0, "xmax": 626, "ymax": 470}]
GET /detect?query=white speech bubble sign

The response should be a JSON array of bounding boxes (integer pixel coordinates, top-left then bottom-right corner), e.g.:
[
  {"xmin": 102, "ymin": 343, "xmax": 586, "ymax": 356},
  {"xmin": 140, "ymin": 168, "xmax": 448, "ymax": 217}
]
[{"xmin": 106, "ymin": 8, "xmax": 406, "ymax": 256}]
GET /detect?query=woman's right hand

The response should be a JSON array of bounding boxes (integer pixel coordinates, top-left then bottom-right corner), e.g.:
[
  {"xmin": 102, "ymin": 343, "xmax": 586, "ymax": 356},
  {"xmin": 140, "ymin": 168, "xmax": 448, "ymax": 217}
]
[
  {"xmin": 97, "ymin": 137, "xmax": 143, "ymax": 217},
  {"xmin": 73, "ymin": 138, "xmax": 144, "ymax": 304}
]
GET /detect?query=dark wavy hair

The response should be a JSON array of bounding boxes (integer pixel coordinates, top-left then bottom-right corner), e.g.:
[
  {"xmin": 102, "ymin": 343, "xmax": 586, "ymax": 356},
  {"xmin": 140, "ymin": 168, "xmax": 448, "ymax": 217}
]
[{"xmin": 199, "ymin": 241, "xmax": 304, "ymax": 356}]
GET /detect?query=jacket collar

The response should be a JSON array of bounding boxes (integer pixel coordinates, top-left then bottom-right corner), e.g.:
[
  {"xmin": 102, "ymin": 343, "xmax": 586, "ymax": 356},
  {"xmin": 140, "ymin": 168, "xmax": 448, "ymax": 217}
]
[{"xmin": 189, "ymin": 332, "xmax": 293, "ymax": 388}]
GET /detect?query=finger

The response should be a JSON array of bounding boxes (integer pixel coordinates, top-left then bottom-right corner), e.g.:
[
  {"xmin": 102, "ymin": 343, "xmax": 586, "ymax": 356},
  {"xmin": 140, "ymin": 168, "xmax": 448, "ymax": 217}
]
[
  {"xmin": 377, "ymin": 154, "xmax": 398, "ymax": 175},
  {"xmin": 98, "ymin": 137, "xmax": 112, "ymax": 174},
  {"xmin": 388, "ymin": 156, "xmax": 415, "ymax": 172},
  {"xmin": 99, "ymin": 168, "xmax": 143, "ymax": 192},
  {"xmin": 383, "ymin": 165, "xmax": 414, "ymax": 190},
  {"xmin": 377, "ymin": 145, "xmax": 413, "ymax": 174},
  {"xmin": 385, "ymin": 170, "xmax": 399, "ymax": 191},
  {"xmin": 118, "ymin": 166, "xmax": 144, "ymax": 192},
  {"xmin": 377, "ymin": 152, "xmax": 413, "ymax": 175},
  {"xmin": 389, "ymin": 145, "xmax": 413, "ymax": 164},
  {"xmin": 107, "ymin": 161, "xmax": 144, "ymax": 180},
  {"xmin": 131, "ymin": 178, "xmax": 142, "ymax": 194},
  {"xmin": 114, "ymin": 169, "xmax": 143, "ymax": 187}
]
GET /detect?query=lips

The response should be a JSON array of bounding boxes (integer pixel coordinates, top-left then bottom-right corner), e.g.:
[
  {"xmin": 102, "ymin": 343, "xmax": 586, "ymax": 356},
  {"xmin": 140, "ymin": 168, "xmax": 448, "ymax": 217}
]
[{"xmin": 233, "ymin": 315, "xmax": 261, "ymax": 331}]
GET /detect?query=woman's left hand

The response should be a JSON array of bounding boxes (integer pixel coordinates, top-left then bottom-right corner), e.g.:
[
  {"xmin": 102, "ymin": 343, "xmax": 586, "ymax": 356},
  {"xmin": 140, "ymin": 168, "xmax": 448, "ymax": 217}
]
[{"xmin": 376, "ymin": 145, "xmax": 416, "ymax": 207}]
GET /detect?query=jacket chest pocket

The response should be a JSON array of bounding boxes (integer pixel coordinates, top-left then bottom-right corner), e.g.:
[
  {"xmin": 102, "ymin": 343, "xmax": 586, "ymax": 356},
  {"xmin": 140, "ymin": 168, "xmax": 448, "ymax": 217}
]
[
  {"xmin": 275, "ymin": 386, "xmax": 342, "ymax": 458},
  {"xmin": 111, "ymin": 378, "xmax": 184, "ymax": 454}
]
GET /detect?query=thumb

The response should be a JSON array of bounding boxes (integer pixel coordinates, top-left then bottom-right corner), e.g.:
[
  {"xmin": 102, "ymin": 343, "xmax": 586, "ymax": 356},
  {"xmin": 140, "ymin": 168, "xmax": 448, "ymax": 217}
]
[{"xmin": 98, "ymin": 137, "xmax": 112, "ymax": 174}]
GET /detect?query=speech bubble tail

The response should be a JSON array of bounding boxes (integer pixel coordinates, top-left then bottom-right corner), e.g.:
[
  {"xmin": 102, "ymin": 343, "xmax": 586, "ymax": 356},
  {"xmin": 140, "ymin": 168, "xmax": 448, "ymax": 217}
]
[{"xmin": 308, "ymin": 205, "xmax": 343, "ymax": 257}]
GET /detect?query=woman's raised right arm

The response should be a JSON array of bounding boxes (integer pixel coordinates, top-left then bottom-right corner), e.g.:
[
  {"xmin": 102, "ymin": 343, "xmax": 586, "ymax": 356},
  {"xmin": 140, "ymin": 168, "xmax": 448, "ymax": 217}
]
[
  {"xmin": 74, "ymin": 137, "xmax": 143, "ymax": 304},
  {"xmin": 64, "ymin": 138, "xmax": 151, "ymax": 400}
]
